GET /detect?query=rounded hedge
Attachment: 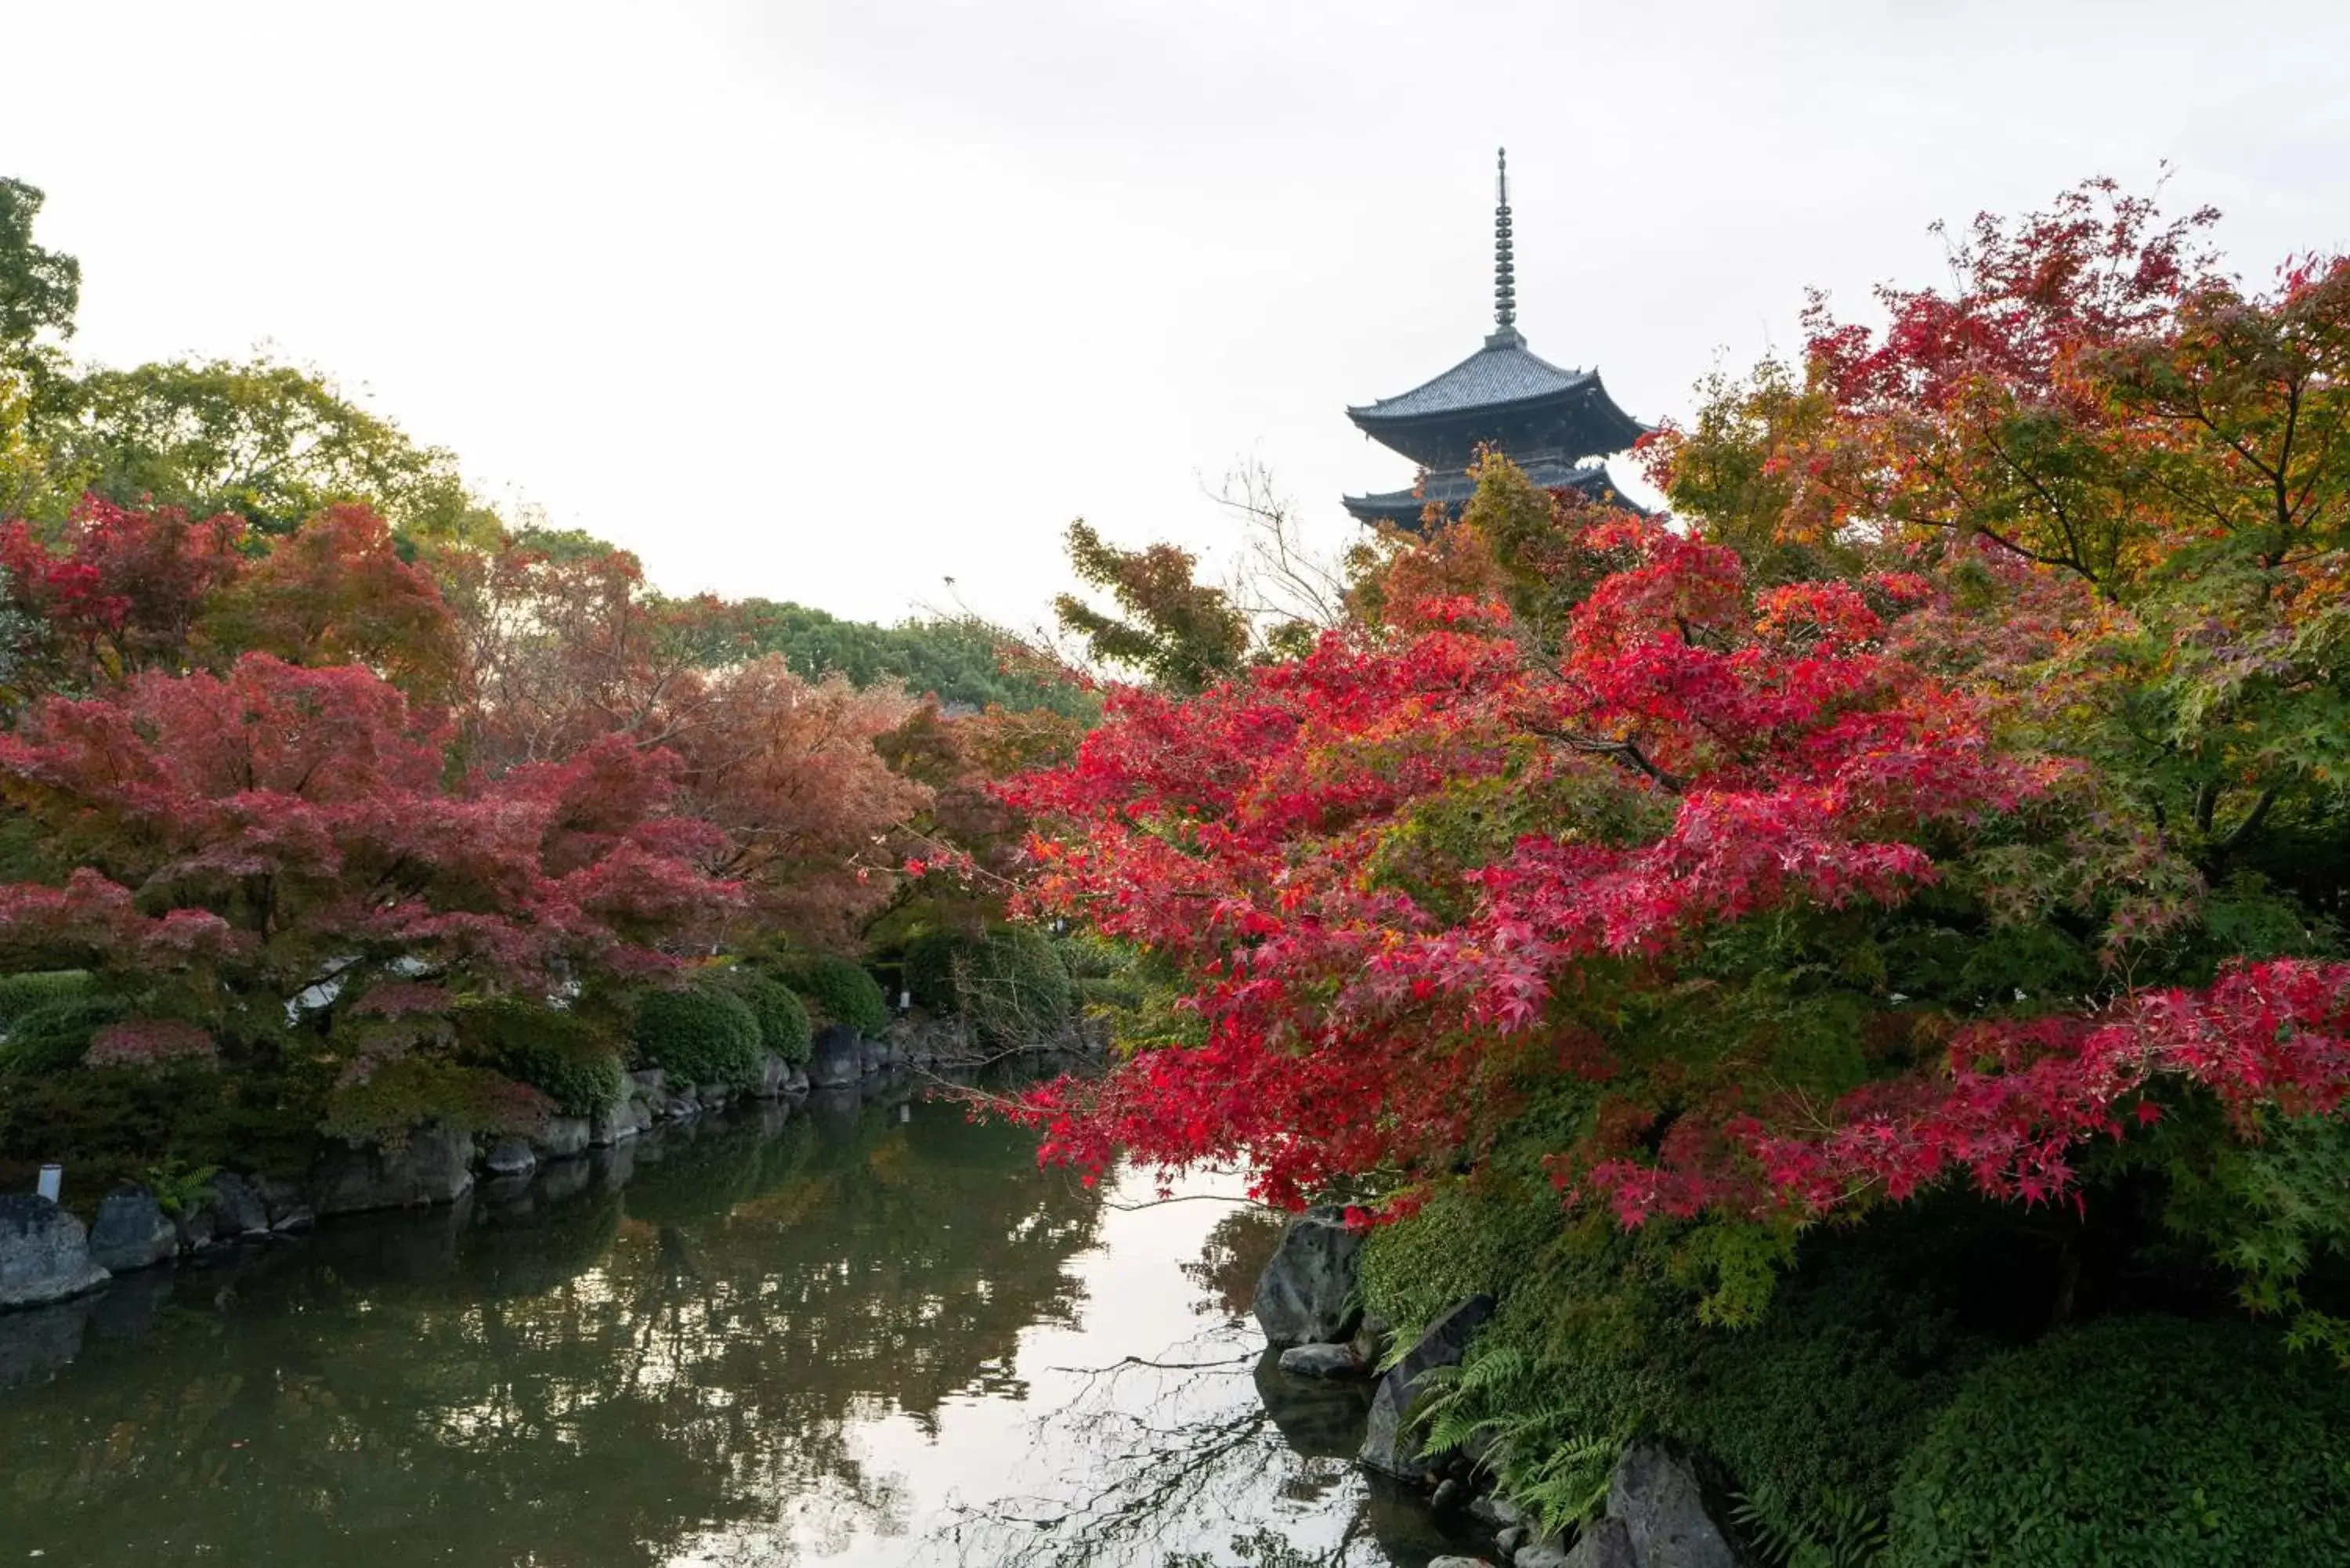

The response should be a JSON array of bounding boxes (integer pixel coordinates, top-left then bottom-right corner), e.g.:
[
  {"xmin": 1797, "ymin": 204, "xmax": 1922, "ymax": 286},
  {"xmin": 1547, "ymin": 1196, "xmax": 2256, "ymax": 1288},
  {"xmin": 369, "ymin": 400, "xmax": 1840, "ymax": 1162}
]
[
  {"xmin": 0, "ymin": 970, "xmax": 92, "ymax": 1030},
  {"xmin": 0, "ymin": 995, "xmax": 126, "ymax": 1075},
  {"xmin": 902, "ymin": 926, "xmax": 1074, "ymax": 1043},
  {"xmin": 733, "ymin": 976, "xmax": 812, "ymax": 1065},
  {"xmin": 783, "ymin": 956, "xmax": 890, "ymax": 1037},
  {"xmin": 633, "ymin": 985, "xmax": 763, "ymax": 1089},
  {"xmin": 454, "ymin": 999, "xmax": 627, "ymax": 1117},
  {"xmin": 1886, "ymin": 1314, "xmax": 2350, "ymax": 1568}
]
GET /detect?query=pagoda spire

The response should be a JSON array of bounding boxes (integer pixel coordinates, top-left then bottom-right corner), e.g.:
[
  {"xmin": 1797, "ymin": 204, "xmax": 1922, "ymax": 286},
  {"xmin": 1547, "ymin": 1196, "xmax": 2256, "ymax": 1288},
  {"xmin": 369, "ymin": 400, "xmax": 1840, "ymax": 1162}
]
[{"xmin": 1491, "ymin": 147, "xmax": 1520, "ymax": 345}]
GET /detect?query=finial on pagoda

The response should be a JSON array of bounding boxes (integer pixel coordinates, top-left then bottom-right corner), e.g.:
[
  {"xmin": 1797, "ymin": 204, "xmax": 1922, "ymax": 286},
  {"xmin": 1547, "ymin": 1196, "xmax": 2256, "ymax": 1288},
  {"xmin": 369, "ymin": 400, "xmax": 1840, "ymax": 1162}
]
[{"xmin": 1490, "ymin": 147, "xmax": 1521, "ymax": 346}]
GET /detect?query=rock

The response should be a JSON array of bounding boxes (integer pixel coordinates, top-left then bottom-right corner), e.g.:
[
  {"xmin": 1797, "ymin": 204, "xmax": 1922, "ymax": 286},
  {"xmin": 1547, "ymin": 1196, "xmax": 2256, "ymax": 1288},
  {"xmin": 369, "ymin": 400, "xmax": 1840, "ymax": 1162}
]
[
  {"xmin": 86, "ymin": 1186, "xmax": 176, "ymax": 1272},
  {"xmin": 1560, "ymin": 1519, "xmax": 1636, "ymax": 1568},
  {"xmin": 1253, "ymin": 1205, "xmax": 1364, "ymax": 1346},
  {"xmin": 783, "ymin": 1064, "xmax": 809, "ymax": 1096},
  {"xmin": 1605, "ymin": 1443, "xmax": 1741, "ymax": 1568},
  {"xmin": 1496, "ymin": 1526, "xmax": 1528, "ymax": 1555},
  {"xmin": 628, "ymin": 1068, "xmax": 666, "ymax": 1094},
  {"xmin": 1515, "ymin": 1544, "xmax": 1575, "ymax": 1568},
  {"xmin": 750, "ymin": 1052, "xmax": 792, "ymax": 1098},
  {"xmin": 1430, "ymin": 1558, "xmax": 1497, "ymax": 1568},
  {"xmin": 1358, "ymin": 1293, "xmax": 1495, "ymax": 1480},
  {"xmin": 1352, "ymin": 1310, "xmax": 1393, "ymax": 1365},
  {"xmin": 485, "ymin": 1138, "xmax": 537, "ymax": 1179},
  {"xmin": 697, "ymin": 1082, "xmax": 731, "ymax": 1107},
  {"xmin": 208, "ymin": 1172, "xmax": 272, "ymax": 1237},
  {"xmin": 1278, "ymin": 1342, "xmax": 1367, "ymax": 1378},
  {"xmin": 1431, "ymin": 1478, "xmax": 1462, "ymax": 1513},
  {"xmin": 1471, "ymin": 1497, "xmax": 1528, "ymax": 1530},
  {"xmin": 857, "ymin": 1033, "xmax": 888, "ymax": 1074},
  {"xmin": 312, "ymin": 1124, "xmax": 475, "ymax": 1216},
  {"xmin": 807, "ymin": 1024, "xmax": 862, "ymax": 1088},
  {"xmin": 0, "ymin": 1194, "xmax": 110, "ymax": 1307},
  {"xmin": 536, "ymin": 1116, "xmax": 591, "ymax": 1158},
  {"xmin": 251, "ymin": 1175, "xmax": 313, "ymax": 1232},
  {"xmin": 173, "ymin": 1201, "xmax": 219, "ymax": 1253}
]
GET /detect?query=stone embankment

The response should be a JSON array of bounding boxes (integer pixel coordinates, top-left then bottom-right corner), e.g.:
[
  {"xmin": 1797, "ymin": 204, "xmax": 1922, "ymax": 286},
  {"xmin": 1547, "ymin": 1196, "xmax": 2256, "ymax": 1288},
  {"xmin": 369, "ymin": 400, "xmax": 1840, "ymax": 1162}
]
[
  {"xmin": 1248, "ymin": 1209, "xmax": 1747, "ymax": 1568},
  {"xmin": 0, "ymin": 1018, "xmax": 971, "ymax": 1317}
]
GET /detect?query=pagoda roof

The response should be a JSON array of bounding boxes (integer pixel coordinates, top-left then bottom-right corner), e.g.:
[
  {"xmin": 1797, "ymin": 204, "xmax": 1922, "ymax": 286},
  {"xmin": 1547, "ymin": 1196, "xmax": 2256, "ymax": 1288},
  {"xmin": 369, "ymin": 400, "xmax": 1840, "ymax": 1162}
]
[
  {"xmin": 1343, "ymin": 455, "xmax": 1638, "ymax": 528},
  {"xmin": 1349, "ymin": 326, "xmax": 1599, "ymax": 425}
]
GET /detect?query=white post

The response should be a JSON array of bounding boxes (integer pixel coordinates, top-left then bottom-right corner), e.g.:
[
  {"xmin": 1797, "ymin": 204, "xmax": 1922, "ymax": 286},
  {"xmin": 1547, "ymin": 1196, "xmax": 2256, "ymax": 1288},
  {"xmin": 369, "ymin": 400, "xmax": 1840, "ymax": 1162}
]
[
  {"xmin": 35, "ymin": 1164, "xmax": 62, "ymax": 1202},
  {"xmin": 898, "ymin": 989, "xmax": 911, "ymax": 1013}
]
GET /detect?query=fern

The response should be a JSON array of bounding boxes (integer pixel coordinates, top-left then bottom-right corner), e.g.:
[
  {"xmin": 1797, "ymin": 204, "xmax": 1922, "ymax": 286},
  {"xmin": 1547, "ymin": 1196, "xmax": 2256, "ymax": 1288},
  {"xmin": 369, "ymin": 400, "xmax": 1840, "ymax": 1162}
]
[
  {"xmin": 1731, "ymin": 1479, "xmax": 1887, "ymax": 1568},
  {"xmin": 1406, "ymin": 1346, "xmax": 1628, "ymax": 1537}
]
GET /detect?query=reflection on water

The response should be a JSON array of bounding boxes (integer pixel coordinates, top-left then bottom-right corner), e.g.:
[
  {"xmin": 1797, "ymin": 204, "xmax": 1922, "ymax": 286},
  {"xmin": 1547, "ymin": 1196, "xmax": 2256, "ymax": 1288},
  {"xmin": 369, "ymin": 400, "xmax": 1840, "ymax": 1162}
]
[{"xmin": 0, "ymin": 1075, "xmax": 1467, "ymax": 1567}]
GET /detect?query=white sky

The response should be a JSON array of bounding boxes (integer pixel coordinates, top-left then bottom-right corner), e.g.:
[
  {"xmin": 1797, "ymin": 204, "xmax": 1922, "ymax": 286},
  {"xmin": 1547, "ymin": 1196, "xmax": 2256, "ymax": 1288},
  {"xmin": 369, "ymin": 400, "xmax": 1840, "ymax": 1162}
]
[{"xmin": 10, "ymin": 1, "xmax": 2348, "ymax": 627}]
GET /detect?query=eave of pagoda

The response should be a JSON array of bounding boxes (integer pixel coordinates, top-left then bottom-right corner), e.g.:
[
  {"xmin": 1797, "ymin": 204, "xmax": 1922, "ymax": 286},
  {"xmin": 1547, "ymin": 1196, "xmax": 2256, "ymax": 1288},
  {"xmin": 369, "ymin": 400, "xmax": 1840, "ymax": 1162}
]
[{"xmin": 1347, "ymin": 370, "xmax": 1647, "ymax": 471}]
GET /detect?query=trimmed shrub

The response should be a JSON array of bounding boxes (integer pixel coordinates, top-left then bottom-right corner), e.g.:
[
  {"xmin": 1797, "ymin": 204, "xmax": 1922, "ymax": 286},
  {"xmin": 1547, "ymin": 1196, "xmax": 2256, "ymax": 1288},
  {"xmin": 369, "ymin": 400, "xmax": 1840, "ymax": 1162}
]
[
  {"xmin": 1886, "ymin": 1314, "xmax": 2350, "ymax": 1568},
  {"xmin": 319, "ymin": 1057, "xmax": 553, "ymax": 1147},
  {"xmin": 0, "ymin": 994, "xmax": 127, "ymax": 1075},
  {"xmin": 454, "ymin": 999, "xmax": 627, "ymax": 1117},
  {"xmin": 732, "ymin": 976, "xmax": 812, "ymax": 1065},
  {"xmin": 782, "ymin": 956, "xmax": 890, "ymax": 1037},
  {"xmin": 634, "ymin": 985, "xmax": 763, "ymax": 1089},
  {"xmin": 900, "ymin": 926, "xmax": 1075, "ymax": 1043},
  {"xmin": 0, "ymin": 970, "xmax": 92, "ymax": 1029}
]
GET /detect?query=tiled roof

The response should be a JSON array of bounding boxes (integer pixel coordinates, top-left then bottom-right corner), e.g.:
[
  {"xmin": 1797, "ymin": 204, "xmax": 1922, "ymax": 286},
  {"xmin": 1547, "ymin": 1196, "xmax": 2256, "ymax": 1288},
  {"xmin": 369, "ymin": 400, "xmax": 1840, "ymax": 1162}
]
[
  {"xmin": 1347, "ymin": 328, "xmax": 1596, "ymax": 425},
  {"xmin": 1343, "ymin": 457, "xmax": 1633, "ymax": 522}
]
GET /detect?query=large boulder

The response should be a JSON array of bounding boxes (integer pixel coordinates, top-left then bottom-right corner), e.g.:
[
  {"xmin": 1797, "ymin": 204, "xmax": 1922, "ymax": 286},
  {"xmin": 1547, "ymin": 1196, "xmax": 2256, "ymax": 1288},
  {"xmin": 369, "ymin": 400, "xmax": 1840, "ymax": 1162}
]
[
  {"xmin": 806, "ymin": 1024, "xmax": 863, "ymax": 1088},
  {"xmin": 749, "ymin": 1051, "xmax": 793, "ymax": 1099},
  {"xmin": 255, "ymin": 1174, "xmax": 314, "ymax": 1232},
  {"xmin": 206, "ymin": 1172, "xmax": 273, "ymax": 1237},
  {"xmin": 312, "ymin": 1124, "xmax": 475, "ymax": 1216},
  {"xmin": 0, "ymin": 1194, "xmax": 110, "ymax": 1307},
  {"xmin": 484, "ymin": 1138, "xmax": 537, "ymax": 1179},
  {"xmin": 537, "ymin": 1116, "xmax": 592, "ymax": 1158},
  {"xmin": 1556, "ymin": 1519, "xmax": 1636, "ymax": 1567},
  {"xmin": 1605, "ymin": 1443, "xmax": 1742, "ymax": 1568},
  {"xmin": 86, "ymin": 1186, "xmax": 176, "ymax": 1272},
  {"xmin": 587, "ymin": 1078, "xmax": 646, "ymax": 1146},
  {"xmin": 1253, "ymin": 1205, "xmax": 1364, "ymax": 1346},
  {"xmin": 1358, "ymin": 1293, "xmax": 1495, "ymax": 1480}
]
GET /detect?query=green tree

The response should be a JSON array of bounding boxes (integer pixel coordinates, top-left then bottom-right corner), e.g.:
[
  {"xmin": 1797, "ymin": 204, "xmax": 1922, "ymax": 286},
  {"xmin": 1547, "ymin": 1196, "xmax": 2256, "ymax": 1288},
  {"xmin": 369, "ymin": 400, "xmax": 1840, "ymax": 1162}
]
[
  {"xmin": 34, "ymin": 356, "xmax": 499, "ymax": 540},
  {"xmin": 1054, "ymin": 519, "xmax": 1250, "ymax": 693},
  {"xmin": 0, "ymin": 177, "xmax": 78, "ymax": 362}
]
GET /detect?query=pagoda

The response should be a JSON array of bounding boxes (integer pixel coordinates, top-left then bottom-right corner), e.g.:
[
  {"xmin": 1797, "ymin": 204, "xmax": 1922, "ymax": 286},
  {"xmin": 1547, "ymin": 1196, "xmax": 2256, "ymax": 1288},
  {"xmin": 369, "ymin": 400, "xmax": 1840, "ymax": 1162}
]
[{"xmin": 1343, "ymin": 150, "xmax": 1645, "ymax": 527}]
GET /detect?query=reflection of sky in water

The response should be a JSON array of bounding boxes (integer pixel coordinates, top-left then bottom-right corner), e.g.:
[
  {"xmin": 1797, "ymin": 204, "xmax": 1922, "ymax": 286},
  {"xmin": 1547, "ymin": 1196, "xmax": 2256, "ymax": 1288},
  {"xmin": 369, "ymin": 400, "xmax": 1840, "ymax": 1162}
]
[{"xmin": 0, "ymin": 1089, "xmax": 1457, "ymax": 1568}]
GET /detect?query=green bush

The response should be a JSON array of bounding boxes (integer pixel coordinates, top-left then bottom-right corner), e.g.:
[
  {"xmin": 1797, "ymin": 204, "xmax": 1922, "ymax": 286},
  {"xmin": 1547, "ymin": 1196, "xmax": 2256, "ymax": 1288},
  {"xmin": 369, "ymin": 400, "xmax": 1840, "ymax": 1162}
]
[
  {"xmin": 0, "ymin": 970, "xmax": 92, "ymax": 1029},
  {"xmin": 732, "ymin": 976, "xmax": 812, "ymax": 1064},
  {"xmin": 0, "ymin": 994, "xmax": 126, "ymax": 1074},
  {"xmin": 900, "ymin": 926, "xmax": 1074, "ymax": 1043},
  {"xmin": 1886, "ymin": 1315, "xmax": 2350, "ymax": 1568},
  {"xmin": 454, "ymin": 999, "xmax": 627, "ymax": 1117},
  {"xmin": 0, "ymin": 1064, "xmax": 320, "ymax": 1204},
  {"xmin": 783, "ymin": 956, "xmax": 890, "ymax": 1036},
  {"xmin": 319, "ymin": 1057, "xmax": 551, "ymax": 1147},
  {"xmin": 633, "ymin": 985, "xmax": 763, "ymax": 1089}
]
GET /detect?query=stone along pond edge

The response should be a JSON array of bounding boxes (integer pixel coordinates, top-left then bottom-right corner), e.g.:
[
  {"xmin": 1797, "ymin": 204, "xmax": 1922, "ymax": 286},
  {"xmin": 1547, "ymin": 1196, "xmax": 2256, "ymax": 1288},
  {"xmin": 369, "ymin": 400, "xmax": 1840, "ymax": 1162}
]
[{"xmin": 0, "ymin": 1017, "xmax": 1007, "ymax": 1313}]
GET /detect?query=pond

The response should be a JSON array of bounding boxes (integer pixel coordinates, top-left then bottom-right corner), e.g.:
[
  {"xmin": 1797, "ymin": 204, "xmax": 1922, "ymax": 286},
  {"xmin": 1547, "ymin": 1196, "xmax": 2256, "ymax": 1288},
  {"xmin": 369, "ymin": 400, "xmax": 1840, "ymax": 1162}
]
[{"xmin": 0, "ymin": 1074, "xmax": 1474, "ymax": 1567}]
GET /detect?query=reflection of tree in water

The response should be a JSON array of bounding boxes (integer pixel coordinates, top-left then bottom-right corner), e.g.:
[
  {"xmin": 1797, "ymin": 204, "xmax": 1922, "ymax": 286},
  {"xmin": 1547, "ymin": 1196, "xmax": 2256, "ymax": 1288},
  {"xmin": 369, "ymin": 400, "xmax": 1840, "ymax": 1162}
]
[
  {"xmin": 1178, "ymin": 1204, "xmax": 1287, "ymax": 1322},
  {"xmin": 939, "ymin": 1210, "xmax": 1460, "ymax": 1568},
  {"xmin": 0, "ymin": 1084, "xmax": 1104, "ymax": 1568}
]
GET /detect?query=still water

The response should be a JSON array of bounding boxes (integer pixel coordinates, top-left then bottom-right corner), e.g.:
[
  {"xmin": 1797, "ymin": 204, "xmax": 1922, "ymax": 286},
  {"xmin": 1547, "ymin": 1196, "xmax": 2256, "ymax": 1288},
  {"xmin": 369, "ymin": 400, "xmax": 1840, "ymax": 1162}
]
[{"xmin": 0, "ymin": 1075, "xmax": 1466, "ymax": 1567}]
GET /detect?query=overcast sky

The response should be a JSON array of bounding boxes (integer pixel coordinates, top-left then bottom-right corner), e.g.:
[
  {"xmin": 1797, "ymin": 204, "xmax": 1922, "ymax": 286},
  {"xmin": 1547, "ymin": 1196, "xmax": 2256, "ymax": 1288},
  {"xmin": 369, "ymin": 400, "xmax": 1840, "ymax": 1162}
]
[{"xmin": 11, "ymin": 1, "xmax": 2348, "ymax": 627}]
